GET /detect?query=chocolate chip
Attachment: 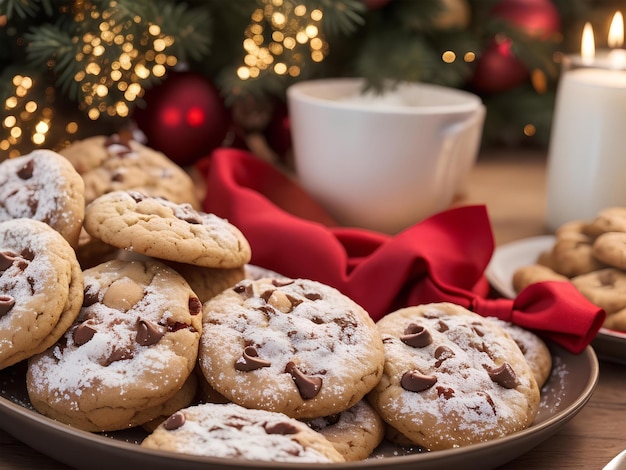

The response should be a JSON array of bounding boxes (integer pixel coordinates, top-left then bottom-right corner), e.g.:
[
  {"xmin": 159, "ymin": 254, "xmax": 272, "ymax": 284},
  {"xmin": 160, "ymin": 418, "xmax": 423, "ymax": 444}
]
[
  {"xmin": 234, "ymin": 283, "xmax": 254, "ymax": 298},
  {"xmin": 272, "ymin": 279, "xmax": 294, "ymax": 287},
  {"xmin": 481, "ymin": 391, "xmax": 497, "ymax": 415},
  {"xmin": 434, "ymin": 345, "xmax": 455, "ymax": 367},
  {"xmin": 164, "ymin": 320, "xmax": 195, "ymax": 333},
  {"xmin": 173, "ymin": 204, "xmax": 202, "ymax": 224},
  {"xmin": 400, "ymin": 370, "xmax": 437, "ymax": 392},
  {"xmin": 100, "ymin": 345, "xmax": 134, "ymax": 366},
  {"xmin": 260, "ymin": 289, "xmax": 275, "ymax": 302},
  {"xmin": 111, "ymin": 171, "xmax": 124, "ymax": 182},
  {"xmin": 188, "ymin": 296, "xmax": 202, "ymax": 315},
  {"xmin": 472, "ymin": 324, "xmax": 485, "ymax": 337},
  {"xmin": 285, "ymin": 361, "xmax": 322, "ymax": 399},
  {"xmin": 0, "ymin": 251, "xmax": 17, "ymax": 271},
  {"xmin": 127, "ymin": 191, "xmax": 146, "ymax": 203},
  {"xmin": 400, "ymin": 323, "xmax": 432, "ymax": 348},
  {"xmin": 73, "ymin": 323, "xmax": 97, "ymax": 346},
  {"xmin": 136, "ymin": 319, "xmax": 166, "ymax": 346},
  {"xmin": 284, "ymin": 294, "xmax": 301, "ymax": 309},
  {"xmin": 235, "ymin": 346, "xmax": 271, "ymax": 371},
  {"xmin": 20, "ymin": 248, "xmax": 34, "ymax": 261},
  {"xmin": 0, "ymin": 295, "xmax": 15, "ymax": 318},
  {"xmin": 304, "ymin": 292, "xmax": 322, "ymax": 301},
  {"xmin": 264, "ymin": 421, "xmax": 299, "ymax": 435},
  {"xmin": 82, "ymin": 289, "xmax": 99, "ymax": 307},
  {"xmin": 164, "ymin": 411, "xmax": 186, "ymax": 430},
  {"xmin": 16, "ymin": 159, "xmax": 34, "ymax": 179},
  {"xmin": 436, "ymin": 385, "xmax": 455, "ymax": 399},
  {"xmin": 484, "ymin": 362, "xmax": 518, "ymax": 389}
]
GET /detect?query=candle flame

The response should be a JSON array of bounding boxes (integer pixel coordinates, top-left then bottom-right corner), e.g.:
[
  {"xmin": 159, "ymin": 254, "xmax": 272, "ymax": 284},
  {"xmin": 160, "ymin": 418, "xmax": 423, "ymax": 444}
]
[
  {"xmin": 581, "ymin": 22, "xmax": 595, "ymax": 64},
  {"xmin": 609, "ymin": 12, "xmax": 624, "ymax": 48}
]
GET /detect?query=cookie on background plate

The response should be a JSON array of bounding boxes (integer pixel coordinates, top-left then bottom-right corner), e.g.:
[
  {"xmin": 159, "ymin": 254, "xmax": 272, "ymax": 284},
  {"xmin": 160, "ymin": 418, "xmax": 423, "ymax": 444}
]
[
  {"xmin": 512, "ymin": 263, "xmax": 569, "ymax": 294},
  {"xmin": 83, "ymin": 190, "xmax": 251, "ymax": 269},
  {"xmin": 591, "ymin": 231, "xmax": 626, "ymax": 270},
  {"xmin": 369, "ymin": 302, "xmax": 540, "ymax": 451},
  {"xmin": 141, "ymin": 402, "xmax": 346, "ymax": 463},
  {"xmin": 0, "ymin": 218, "xmax": 83, "ymax": 370},
  {"xmin": 198, "ymin": 277, "xmax": 385, "ymax": 420},
  {"xmin": 584, "ymin": 207, "xmax": 626, "ymax": 237},
  {"xmin": 0, "ymin": 149, "xmax": 85, "ymax": 248},
  {"xmin": 571, "ymin": 268, "xmax": 626, "ymax": 314},
  {"xmin": 26, "ymin": 259, "xmax": 202, "ymax": 431}
]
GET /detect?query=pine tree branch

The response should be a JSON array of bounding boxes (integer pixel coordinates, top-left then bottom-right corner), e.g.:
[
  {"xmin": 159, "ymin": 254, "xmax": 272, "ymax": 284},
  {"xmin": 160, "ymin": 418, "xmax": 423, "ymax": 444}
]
[{"xmin": 0, "ymin": 0, "xmax": 55, "ymax": 19}]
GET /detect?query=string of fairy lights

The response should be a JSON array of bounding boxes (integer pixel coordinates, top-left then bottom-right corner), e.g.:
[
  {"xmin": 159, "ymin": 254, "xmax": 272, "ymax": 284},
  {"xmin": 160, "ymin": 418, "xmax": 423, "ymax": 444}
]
[
  {"xmin": 237, "ymin": 1, "xmax": 327, "ymax": 81},
  {"xmin": 1, "ymin": 0, "xmax": 530, "ymax": 159},
  {"xmin": 1, "ymin": 0, "xmax": 178, "ymax": 158}
]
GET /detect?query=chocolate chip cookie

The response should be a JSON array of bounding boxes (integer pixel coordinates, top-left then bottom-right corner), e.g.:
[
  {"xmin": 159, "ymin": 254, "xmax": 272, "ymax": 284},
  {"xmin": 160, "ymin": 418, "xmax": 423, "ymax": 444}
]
[
  {"xmin": 59, "ymin": 134, "xmax": 200, "ymax": 208},
  {"xmin": 141, "ymin": 402, "xmax": 346, "ymax": 463},
  {"xmin": 198, "ymin": 277, "xmax": 385, "ymax": 419},
  {"xmin": 83, "ymin": 190, "xmax": 251, "ymax": 269},
  {"xmin": 26, "ymin": 259, "xmax": 202, "ymax": 431},
  {"xmin": 0, "ymin": 149, "xmax": 85, "ymax": 248},
  {"xmin": 368, "ymin": 302, "xmax": 540, "ymax": 451},
  {"xmin": 0, "ymin": 218, "xmax": 83, "ymax": 370}
]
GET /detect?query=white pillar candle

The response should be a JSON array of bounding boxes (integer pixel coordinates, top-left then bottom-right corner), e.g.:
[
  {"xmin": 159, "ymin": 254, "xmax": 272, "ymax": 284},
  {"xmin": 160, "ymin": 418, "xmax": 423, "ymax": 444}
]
[{"xmin": 545, "ymin": 66, "xmax": 626, "ymax": 230}]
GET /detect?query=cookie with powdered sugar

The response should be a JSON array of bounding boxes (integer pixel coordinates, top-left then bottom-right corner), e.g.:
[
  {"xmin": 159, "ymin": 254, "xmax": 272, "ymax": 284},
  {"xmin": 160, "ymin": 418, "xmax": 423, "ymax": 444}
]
[
  {"xmin": 59, "ymin": 134, "xmax": 200, "ymax": 209},
  {"xmin": 369, "ymin": 302, "xmax": 540, "ymax": 451},
  {"xmin": 26, "ymin": 259, "xmax": 202, "ymax": 431},
  {"xmin": 83, "ymin": 190, "xmax": 251, "ymax": 269},
  {"xmin": 303, "ymin": 399, "xmax": 385, "ymax": 461},
  {"xmin": 0, "ymin": 218, "xmax": 83, "ymax": 370},
  {"xmin": 141, "ymin": 402, "xmax": 345, "ymax": 463},
  {"xmin": 198, "ymin": 277, "xmax": 385, "ymax": 420},
  {"xmin": 0, "ymin": 149, "xmax": 85, "ymax": 248}
]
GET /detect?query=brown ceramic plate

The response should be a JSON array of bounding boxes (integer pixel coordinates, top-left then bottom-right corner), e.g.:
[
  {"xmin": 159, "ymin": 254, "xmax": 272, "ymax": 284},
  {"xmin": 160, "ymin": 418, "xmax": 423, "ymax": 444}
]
[
  {"xmin": 486, "ymin": 235, "xmax": 626, "ymax": 365},
  {"xmin": 0, "ymin": 342, "xmax": 598, "ymax": 470}
]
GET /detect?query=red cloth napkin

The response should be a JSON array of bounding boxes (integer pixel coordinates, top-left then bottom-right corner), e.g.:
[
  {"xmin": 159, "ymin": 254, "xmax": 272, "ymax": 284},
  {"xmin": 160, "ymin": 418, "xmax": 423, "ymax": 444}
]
[{"xmin": 197, "ymin": 148, "xmax": 605, "ymax": 354}]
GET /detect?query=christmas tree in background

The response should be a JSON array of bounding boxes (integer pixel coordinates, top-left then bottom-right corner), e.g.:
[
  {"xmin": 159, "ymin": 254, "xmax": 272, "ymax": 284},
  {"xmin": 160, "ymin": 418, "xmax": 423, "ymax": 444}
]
[{"xmin": 0, "ymin": 0, "xmax": 614, "ymax": 165}]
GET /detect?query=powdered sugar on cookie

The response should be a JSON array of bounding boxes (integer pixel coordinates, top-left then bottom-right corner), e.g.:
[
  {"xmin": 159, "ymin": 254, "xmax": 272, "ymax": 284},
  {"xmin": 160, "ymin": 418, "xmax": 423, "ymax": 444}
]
[
  {"xmin": 141, "ymin": 402, "xmax": 346, "ymax": 463},
  {"xmin": 199, "ymin": 278, "xmax": 385, "ymax": 419},
  {"xmin": 370, "ymin": 303, "xmax": 540, "ymax": 451}
]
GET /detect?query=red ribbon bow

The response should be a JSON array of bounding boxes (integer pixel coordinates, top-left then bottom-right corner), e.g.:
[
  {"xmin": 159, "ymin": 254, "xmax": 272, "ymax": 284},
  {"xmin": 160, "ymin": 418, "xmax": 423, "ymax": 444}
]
[{"xmin": 198, "ymin": 148, "xmax": 605, "ymax": 354}]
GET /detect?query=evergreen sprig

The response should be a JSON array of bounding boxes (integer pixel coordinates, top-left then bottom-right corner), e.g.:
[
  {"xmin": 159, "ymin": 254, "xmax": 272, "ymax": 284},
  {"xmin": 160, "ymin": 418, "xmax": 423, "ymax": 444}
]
[{"xmin": 0, "ymin": 0, "xmax": 55, "ymax": 19}]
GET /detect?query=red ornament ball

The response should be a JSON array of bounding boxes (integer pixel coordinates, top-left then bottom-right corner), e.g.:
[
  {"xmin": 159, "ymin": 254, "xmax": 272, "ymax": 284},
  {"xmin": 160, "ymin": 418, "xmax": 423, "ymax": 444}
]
[
  {"xmin": 470, "ymin": 0, "xmax": 561, "ymax": 94},
  {"xmin": 133, "ymin": 72, "xmax": 230, "ymax": 166},
  {"xmin": 470, "ymin": 39, "xmax": 530, "ymax": 93},
  {"xmin": 491, "ymin": 0, "xmax": 561, "ymax": 38}
]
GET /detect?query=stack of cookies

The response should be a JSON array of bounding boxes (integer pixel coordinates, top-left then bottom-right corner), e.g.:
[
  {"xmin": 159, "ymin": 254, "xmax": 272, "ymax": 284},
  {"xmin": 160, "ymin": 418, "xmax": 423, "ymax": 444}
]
[
  {"xmin": 513, "ymin": 207, "xmax": 626, "ymax": 333},
  {"xmin": 0, "ymin": 136, "xmax": 552, "ymax": 464}
]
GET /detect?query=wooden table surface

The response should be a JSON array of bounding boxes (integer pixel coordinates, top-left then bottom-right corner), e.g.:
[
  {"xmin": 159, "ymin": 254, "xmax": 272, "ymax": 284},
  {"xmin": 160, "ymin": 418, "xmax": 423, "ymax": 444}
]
[{"xmin": 0, "ymin": 148, "xmax": 624, "ymax": 469}]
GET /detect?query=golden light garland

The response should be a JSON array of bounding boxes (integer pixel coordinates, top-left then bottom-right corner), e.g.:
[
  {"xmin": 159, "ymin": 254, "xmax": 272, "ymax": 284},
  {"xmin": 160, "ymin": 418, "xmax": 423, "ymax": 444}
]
[
  {"xmin": 237, "ymin": 0, "xmax": 328, "ymax": 80},
  {"xmin": 1, "ymin": 1, "xmax": 180, "ymax": 158},
  {"xmin": 72, "ymin": 0, "xmax": 178, "ymax": 120},
  {"xmin": 0, "ymin": 75, "xmax": 79, "ymax": 159}
]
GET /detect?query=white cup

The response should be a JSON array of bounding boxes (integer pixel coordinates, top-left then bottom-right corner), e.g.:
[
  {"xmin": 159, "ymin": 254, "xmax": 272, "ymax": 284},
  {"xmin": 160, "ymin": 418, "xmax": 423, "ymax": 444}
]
[{"xmin": 287, "ymin": 78, "xmax": 485, "ymax": 234}]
